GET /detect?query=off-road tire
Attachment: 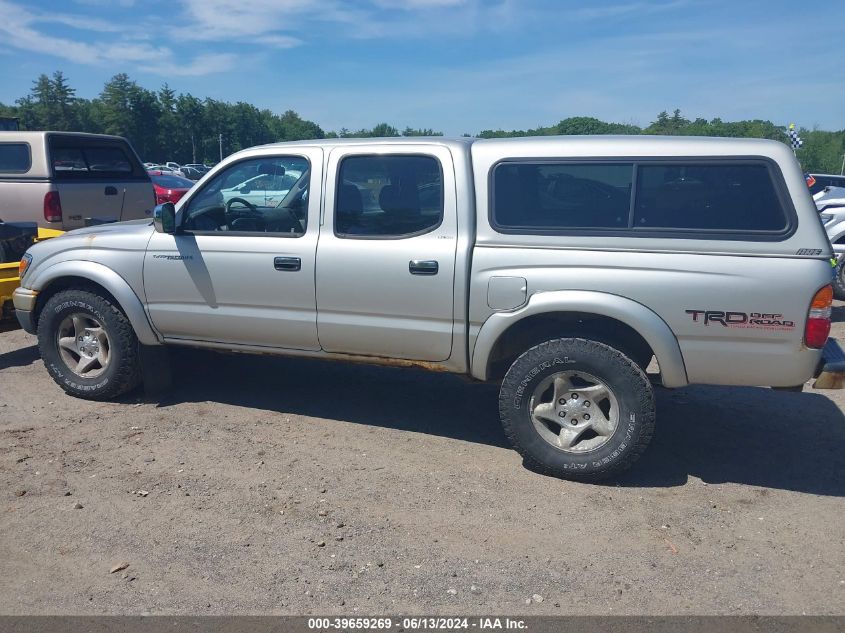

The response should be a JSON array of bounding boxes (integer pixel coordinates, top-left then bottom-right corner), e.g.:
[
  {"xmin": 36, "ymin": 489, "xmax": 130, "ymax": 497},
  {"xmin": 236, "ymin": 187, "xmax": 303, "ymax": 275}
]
[
  {"xmin": 499, "ymin": 338, "xmax": 656, "ymax": 482},
  {"xmin": 37, "ymin": 289, "xmax": 142, "ymax": 400},
  {"xmin": 833, "ymin": 257, "xmax": 845, "ymax": 301}
]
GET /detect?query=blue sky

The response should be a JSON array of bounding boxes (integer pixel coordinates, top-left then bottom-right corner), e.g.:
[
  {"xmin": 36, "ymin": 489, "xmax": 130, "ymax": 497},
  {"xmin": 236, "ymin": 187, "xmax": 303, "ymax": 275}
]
[{"xmin": 0, "ymin": 0, "xmax": 842, "ymax": 135}]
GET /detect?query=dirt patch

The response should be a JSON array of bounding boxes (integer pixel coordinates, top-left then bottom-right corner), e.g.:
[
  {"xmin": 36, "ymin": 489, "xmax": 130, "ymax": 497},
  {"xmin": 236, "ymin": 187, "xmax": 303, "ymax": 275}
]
[{"xmin": 1, "ymin": 313, "xmax": 844, "ymax": 615}]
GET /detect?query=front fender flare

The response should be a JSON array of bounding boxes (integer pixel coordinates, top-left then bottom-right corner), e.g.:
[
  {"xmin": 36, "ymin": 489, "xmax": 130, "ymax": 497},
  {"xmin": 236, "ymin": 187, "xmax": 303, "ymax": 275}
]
[
  {"xmin": 28, "ymin": 260, "xmax": 161, "ymax": 346},
  {"xmin": 470, "ymin": 290, "xmax": 689, "ymax": 387}
]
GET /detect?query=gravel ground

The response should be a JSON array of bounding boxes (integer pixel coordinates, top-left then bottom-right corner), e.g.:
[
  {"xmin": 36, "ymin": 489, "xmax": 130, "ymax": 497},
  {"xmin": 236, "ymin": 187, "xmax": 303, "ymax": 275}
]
[{"xmin": 1, "ymin": 308, "xmax": 844, "ymax": 615}]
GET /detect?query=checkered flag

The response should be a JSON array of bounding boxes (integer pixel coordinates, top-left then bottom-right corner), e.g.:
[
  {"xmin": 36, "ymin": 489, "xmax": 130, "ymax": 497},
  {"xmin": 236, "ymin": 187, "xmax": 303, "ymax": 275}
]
[{"xmin": 787, "ymin": 123, "xmax": 803, "ymax": 150}]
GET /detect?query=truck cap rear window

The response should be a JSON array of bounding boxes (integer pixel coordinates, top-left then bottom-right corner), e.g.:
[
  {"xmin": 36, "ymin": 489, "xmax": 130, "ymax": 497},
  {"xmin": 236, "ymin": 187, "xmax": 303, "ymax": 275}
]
[{"xmin": 491, "ymin": 159, "xmax": 793, "ymax": 240}]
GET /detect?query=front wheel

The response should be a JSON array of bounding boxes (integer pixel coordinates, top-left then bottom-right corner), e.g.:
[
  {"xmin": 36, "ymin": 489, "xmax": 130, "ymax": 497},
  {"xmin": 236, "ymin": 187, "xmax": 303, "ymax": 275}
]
[
  {"xmin": 37, "ymin": 289, "xmax": 142, "ymax": 400},
  {"xmin": 498, "ymin": 338, "xmax": 656, "ymax": 481}
]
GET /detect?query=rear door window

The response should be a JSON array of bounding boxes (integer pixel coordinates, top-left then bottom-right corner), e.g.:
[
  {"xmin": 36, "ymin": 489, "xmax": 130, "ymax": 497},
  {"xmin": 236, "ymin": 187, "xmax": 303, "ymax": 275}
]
[
  {"xmin": 0, "ymin": 143, "xmax": 31, "ymax": 173},
  {"xmin": 335, "ymin": 154, "xmax": 443, "ymax": 238}
]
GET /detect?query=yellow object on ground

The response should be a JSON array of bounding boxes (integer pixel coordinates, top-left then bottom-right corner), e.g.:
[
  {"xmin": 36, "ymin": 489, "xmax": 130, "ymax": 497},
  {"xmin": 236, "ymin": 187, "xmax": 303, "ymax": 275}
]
[{"xmin": 1, "ymin": 227, "xmax": 64, "ymax": 319}]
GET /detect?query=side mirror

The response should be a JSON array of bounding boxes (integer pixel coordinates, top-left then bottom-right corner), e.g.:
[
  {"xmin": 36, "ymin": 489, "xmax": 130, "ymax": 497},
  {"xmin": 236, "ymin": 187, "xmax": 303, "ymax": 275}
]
[{"xmin": 153, "ymin": 202, "xmax": 177, "ymax": 234}]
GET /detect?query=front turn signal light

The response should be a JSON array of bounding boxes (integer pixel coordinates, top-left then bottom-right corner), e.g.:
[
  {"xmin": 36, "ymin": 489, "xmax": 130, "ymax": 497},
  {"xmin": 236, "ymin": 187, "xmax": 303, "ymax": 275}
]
[{"xmin": 18, "ymin": 253, "xmax": 32, "ymax": 279}]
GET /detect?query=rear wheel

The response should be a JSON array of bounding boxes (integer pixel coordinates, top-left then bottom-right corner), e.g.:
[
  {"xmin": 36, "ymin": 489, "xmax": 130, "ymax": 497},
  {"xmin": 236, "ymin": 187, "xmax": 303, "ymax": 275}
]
[
  {"xmin": 498, "ymin": 338, "xmax": 655, "ymax": 481},
  {"xmin": 37, "ymin": 289, "xmax": 141, "ymax": 400}
]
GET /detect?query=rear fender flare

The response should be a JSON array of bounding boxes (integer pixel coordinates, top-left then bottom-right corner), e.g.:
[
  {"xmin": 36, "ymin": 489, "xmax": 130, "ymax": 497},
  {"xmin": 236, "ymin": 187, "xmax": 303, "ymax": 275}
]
[{"xmin": 471, "ymin": 290, "xmax": 688, "ymax": 387}]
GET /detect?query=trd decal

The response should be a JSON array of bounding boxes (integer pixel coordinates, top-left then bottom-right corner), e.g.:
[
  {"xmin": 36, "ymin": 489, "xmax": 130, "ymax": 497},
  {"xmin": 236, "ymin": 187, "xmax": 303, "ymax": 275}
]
[
  {"xmin": 685, "ymin": 310, "xmax": 795, "ymax": 329},
  {"xmin": 152, "ymin": 254, "xmax": 193, "ymax": 260}
]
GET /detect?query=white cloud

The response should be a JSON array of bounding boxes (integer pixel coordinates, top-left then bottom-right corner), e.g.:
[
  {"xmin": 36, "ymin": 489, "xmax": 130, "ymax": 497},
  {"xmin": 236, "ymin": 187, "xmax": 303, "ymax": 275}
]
[
  {"xmin": 572, "ymin": 0, "xmax": 689, "ymax": 20},
  {"xmin": 0, "ymin": 0, "xmax": 233, "ymax": 76},
  {"xmin": 73, "ymin": 0, "xmax": 135, "ymax": 7},
  {"xmin": 174, "ymin": 0, "xmax": 489, "ymax": 44},
  {"xmin": 370, "ymin": 0, "xmax": 467, "ymax": 8},
  {"xmin": 139, "ymin": 53, "xmax": 238, "ymax": 77},
  {"xmin": 253, "ymin": 35, "xmax": 303, "ymax": 48},
  {"xmin": 174, "ymin": 0, "xmax": 343, "ymax": 41},
  {"xmin": 35, "ymin": 13, "xmax": 125, "ymax": 33}
]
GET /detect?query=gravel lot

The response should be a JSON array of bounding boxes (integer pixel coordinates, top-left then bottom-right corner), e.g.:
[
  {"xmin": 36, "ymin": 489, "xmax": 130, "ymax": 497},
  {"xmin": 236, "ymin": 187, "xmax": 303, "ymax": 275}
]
[{"xmin": 1, "ymin": 309, "xmax": 844, "ymax": 615}]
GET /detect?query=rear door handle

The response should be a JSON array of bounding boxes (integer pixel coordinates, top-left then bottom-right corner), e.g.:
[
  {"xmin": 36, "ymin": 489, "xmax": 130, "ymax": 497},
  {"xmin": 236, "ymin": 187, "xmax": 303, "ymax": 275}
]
[
  {"xmin": 104, "ymin": 186, "xmax": 118, "ymax": 196},
  {"xmin": 409, "ymin": 260, "xmax": 438, "ymax": 275},
  {"xmin": 274, "ymin": 256, "xmax": 301, "ymax": 271}
]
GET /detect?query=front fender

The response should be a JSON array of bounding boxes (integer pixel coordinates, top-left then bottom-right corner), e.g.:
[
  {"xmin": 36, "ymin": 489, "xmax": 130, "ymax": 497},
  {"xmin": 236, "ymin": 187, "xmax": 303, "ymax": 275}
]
[
  {"xmin": 470, "ymin": 290, "xmax": 689, "ymax": 387},
  {"xmin": 26, "ymin": 260, "xmax": 161, "ymax": 346}
]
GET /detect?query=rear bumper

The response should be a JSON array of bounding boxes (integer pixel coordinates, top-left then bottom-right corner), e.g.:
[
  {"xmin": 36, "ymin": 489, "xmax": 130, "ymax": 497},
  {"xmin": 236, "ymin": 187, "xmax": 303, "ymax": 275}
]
[{"xmin": 814, "ymin": 338, "xmax": 845, "ymax": 389}]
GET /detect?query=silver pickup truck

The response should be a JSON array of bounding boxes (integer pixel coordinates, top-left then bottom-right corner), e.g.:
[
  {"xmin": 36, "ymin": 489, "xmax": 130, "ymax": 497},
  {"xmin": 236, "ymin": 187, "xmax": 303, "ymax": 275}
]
[{"xmin": 12, "ymin": 136, "xmax": 843, "ymax": 480}]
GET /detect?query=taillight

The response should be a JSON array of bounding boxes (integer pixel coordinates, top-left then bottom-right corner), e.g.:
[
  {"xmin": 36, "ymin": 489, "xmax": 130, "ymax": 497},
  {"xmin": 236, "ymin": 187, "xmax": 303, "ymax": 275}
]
[
  {"xmin": 43, "ymin": 191, "xmax": 62, "ymax": 223},
  {"xmin": 805, "ymin": 285, "xmax": 833, "ymax": 349}
]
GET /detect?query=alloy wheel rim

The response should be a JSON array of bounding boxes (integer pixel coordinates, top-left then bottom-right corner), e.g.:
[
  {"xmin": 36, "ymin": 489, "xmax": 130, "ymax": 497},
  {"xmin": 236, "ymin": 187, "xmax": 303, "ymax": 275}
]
[
  {"xmin": 56, "ymin": 313, "xmax": 111, "ymax": 378},
  {"xmin": 528, "ymin": 370, "xmax": 619, "ymax": 453}
]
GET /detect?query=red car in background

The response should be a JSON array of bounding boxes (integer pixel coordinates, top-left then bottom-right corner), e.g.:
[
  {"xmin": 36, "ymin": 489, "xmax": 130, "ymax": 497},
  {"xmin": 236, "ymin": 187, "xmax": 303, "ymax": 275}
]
[{"xmin": 149, "ymin": 171, "xmax": 194, "ymax": 205}]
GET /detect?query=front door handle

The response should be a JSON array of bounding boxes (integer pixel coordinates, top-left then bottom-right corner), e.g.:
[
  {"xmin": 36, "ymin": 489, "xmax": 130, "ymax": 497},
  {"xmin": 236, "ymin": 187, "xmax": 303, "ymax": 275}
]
[
  {"xmin": 409, "ymin": 260, "xmax": 438, "ymax": 275},
  {"xmin": 104, "ymin": 186, "xmax": 118, "ymax": 196},
  {"xmin": 274, "ymin": 256, "xmax": 301, "ymax": 271}
]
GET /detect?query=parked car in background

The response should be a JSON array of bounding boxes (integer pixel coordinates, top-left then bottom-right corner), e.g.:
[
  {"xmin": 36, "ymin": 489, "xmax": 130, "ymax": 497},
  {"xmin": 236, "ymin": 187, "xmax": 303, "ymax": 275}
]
[
  {"xmin": 165, "ymin": 161, "xmax": 181, "ymax": 172},
  {"xmin": 219, "ymin": 161, "xmax": 303, "ymax": 209},
  {"xmin": 0, "ymin": 131, "xmax": 153, "ymax": 232},
  {"xmin": 179, "ymin": 166, "xmax": 205, "ymax": 181},
  {"xmin": 146, "ymin": 164, "xmax": 185, "ymax": 177},
  {"xmin": 808, "ymin": 173, "xmax": 845, "ymax": 195},
  {"xmin": 13, "ymin": 136, "xmax": 841, "ymax": 481},
  {"xmin": 149, "ymin": 171, "xmax": 194, "ymax": 205},
  {"xmin": 814, "ymin": 186, "xmax": 845, "ymax": 213},
  {"xmin": 816, "ymin": 187, "xmax": 845, "ymax": 298}
]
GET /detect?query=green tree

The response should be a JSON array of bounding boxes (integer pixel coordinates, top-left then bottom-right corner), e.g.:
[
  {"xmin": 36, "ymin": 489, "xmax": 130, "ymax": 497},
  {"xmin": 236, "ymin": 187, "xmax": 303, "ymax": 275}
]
[
  {"xmin": 553, "ymin": 116, "xmax": 640, "ymax": 135},
  {"xmin": 402, "ymin": 127, "xmax": 442, "ymax": 136},
  {"xmin": 175, "ymin": 93, "xmax": 205, "ymax": 163},
  {"xmin": 276, "ymin": 109, "xmax": 324, "ymax": 141},
  {"xmin": 51, "ymin": 71, "xmax": 77, "ymax": 130},
  {"xmin": 370, "ymin": 123, "xmax": 400, "ymax": 137},
  {"xmin": 4, "ymin": 71, "xmax": 844, "ymax": 173},
  {"xmin": 155, "ymin": 84, "xmax": 179, "ymax": 162}
]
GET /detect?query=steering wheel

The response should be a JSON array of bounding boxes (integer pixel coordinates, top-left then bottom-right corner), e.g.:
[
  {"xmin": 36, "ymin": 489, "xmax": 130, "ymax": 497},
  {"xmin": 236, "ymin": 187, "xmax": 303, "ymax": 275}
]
[
  {"xmin": 226, "ymin": 196, "xmax": 257, "ymax": 213},
  {"xmin": 224, "ymin": 197, "xmax": 259, "ymax": 230}
]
